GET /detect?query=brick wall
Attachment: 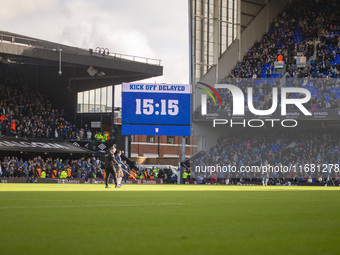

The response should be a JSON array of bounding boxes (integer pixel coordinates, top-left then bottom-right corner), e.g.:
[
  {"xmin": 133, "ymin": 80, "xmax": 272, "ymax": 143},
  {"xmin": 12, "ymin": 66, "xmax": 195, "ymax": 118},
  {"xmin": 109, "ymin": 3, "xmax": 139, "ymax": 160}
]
[{"xmin": 131, "ymin": 135, "xmax": 197, "ymax": 164}]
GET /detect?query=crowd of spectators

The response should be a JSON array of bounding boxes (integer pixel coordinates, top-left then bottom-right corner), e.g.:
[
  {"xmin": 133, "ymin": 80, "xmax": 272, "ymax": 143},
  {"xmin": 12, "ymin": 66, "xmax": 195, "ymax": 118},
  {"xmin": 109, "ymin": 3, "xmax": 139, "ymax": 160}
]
[
  {"xmin": 138, "ymin": 165, "xmax": 178, "ymax": 183},
  {"xmin": 228, "ymin": 0, "xmax": 340, "ymax": 79},
  {"xmin": 0, "ymin": 155, "xmax": 129, "ymax": 181},
  {"xmin": 0, "ymin": 77, "xmax": 110, "ymax": 141},
  {"xmin": 0, "ymin": 77, "xmax": 76, "ymax": 139},
  {"xmin": 0, "ymin": 156, "xmax": 103, "ymax": 179},
  {"xmin": 199, "ymin": 78, "xmax": 340, "ymax": 113},
  {"xmin": 0, "ymin": 155, "xmax": 176, "ymax": 184},
  {"xmin": 194, "ymin": 129, "xmax": 340, "ymax": 184},
  {"xmin": 195, "ymin": 0, "xmax": 340, "ymax": 114}
]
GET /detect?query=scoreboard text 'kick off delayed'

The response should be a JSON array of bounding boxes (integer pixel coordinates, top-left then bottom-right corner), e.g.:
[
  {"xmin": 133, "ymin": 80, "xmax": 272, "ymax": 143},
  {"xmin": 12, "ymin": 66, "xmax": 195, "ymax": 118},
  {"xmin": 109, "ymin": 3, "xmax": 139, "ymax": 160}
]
[{"xmin": 122, "ymin": 83, "xmax": 191, "ymax": 136}]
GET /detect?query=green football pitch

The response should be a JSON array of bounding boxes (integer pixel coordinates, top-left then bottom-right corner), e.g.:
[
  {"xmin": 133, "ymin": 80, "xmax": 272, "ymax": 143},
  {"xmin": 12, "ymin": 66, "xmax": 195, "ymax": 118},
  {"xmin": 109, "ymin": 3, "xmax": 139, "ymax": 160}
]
[{"xmin": 0, "ymin": 184, "xmax": 339, "ymax": 255}]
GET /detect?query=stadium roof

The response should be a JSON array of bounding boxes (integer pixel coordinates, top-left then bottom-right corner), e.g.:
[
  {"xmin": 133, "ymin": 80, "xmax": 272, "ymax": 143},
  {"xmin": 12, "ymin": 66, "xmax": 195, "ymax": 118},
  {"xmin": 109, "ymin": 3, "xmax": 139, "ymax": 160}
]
[
  {"xmin": 0, "ymin": 30, "xmax": 163, "ymax": 92},
  {"xmin": 0, "ymin": 137, "xmax": 93, "ymax": 154},
  {"xmin": 241, "ymin": 0, "xmax": 267, "ymax": 31}
]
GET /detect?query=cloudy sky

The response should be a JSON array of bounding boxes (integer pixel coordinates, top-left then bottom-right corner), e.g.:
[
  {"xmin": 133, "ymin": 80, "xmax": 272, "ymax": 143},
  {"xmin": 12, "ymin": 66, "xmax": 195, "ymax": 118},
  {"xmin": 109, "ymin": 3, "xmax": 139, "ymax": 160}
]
[{"xmin": 0, "ymin": 0, "xmax": 189, "ymax": 105}]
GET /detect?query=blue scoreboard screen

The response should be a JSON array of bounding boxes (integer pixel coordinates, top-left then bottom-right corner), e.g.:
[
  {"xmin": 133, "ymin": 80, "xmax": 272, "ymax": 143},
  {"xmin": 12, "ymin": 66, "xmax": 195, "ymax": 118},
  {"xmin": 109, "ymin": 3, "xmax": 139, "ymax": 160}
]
[{"xmin": 122, "ymin": 83, "xmax": 191, "ymax": 136}]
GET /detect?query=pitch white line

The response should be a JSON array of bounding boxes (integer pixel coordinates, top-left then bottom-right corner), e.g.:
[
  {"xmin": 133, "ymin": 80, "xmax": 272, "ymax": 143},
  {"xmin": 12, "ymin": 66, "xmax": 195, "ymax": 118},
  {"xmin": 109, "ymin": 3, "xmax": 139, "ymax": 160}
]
[
  {"xmin": 0, "ymin": 198, "xmax": 177, "ymax": 204},
  {"xmin": 0, "ymin": 203, "xmax": 185, "ymax": 209},
  {"xmin": 0, "ymin": 199, "xmax": 142, "ymax": 203}
]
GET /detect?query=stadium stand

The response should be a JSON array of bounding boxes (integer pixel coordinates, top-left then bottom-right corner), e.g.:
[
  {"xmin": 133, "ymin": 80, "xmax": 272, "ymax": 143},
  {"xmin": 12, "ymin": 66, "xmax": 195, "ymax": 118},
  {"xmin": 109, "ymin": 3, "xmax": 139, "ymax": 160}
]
[
  {"xmin": 0, "ymin": 155, "xmax": 161, "ymax": 182},
  {"xmin": 193, "ymin": 129, "xmax": 340, "ymax": 184},
  {"xmin": 0, "ymin": 74, "xmax": 118, "ymax": 181},
  {"xmin": 199, "ymin": 78, "xmax": 340, "ymax": 113},
  {"xmin": 192, "ymin": 0, "xmax": 340, "ymax": 185},
  {"xmin": 228, "ymin": 0, "xmax": 339, "ymax": 79},
  {"xmin": 0, "ymin": 76, "xmax": 103, "ymax": 140},
  {"xmin": 0, "ymin": 156, "xmax": 101, "ymax": 179},
  {"xmin": 197, "ymin": 0, "xmax": 340, "ymax": 112}
]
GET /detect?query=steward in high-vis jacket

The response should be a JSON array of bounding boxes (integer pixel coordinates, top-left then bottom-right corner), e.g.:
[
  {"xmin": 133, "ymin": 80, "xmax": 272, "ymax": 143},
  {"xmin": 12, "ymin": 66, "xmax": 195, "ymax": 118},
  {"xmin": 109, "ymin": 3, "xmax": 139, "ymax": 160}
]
[
  {"xmin": 60, "ymin": 170, "xmax": 67, "ymax": 179},
  {"xmin": 52, "ymin": 170, "xmax": 58, "ymax": 178},
  {"xmin": 182, "ymin": 171, "xmax": 188, "ymax": 182},
  {"xmin": 103, "ymin": 131, "xmax": 110, "ymax": 141},
  {"xmin": 41, "ymin": 171, "xmax": 46, "ymax": 178}
]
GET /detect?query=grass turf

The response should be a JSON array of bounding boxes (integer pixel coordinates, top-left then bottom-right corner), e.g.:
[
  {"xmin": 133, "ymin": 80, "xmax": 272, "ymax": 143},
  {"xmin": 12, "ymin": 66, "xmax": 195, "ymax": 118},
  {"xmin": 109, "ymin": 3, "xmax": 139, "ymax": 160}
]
[{"xmin": 0, "ymin": 184, "xmax": 339, "ymax": 255}]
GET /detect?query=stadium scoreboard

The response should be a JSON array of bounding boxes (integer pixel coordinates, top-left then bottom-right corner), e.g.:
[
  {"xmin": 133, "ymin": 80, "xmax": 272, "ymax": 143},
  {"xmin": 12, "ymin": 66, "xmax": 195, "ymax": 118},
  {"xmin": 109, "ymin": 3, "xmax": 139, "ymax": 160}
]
[{"xmin": 122, "ymin": 83, "xmax": 191, "ymax": 136}]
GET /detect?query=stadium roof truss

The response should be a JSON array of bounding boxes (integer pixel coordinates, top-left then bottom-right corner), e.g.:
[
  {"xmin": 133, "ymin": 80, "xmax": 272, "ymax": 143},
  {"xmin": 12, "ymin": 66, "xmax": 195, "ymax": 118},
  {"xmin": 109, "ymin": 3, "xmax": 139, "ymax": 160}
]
[
  {"xmin": 190, "ymin": 0, "xmax": 267, "ymax": 83},
  {"xmin": 0, "ymin": 31, "xmax": 163, "ymax": 92}
]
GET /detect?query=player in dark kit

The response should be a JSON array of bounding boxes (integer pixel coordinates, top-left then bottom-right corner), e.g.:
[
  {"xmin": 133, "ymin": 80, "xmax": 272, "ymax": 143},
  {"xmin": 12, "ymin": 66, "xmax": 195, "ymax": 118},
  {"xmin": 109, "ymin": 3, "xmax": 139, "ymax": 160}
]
[{"xmin": 104, "ymin": 145, "xmax": 122, "ymax": 188}]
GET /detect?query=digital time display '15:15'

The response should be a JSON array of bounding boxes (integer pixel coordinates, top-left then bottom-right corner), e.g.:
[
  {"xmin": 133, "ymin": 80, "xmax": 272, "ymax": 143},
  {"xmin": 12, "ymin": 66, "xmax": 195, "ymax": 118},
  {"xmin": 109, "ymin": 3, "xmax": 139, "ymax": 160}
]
[
  {"xmin": 135, "ymin": 99, "xmax": 179, "ymax": 116},
  {"xmin": 122, "ymin": 92, "xmax": 190, "ymax": 125}
]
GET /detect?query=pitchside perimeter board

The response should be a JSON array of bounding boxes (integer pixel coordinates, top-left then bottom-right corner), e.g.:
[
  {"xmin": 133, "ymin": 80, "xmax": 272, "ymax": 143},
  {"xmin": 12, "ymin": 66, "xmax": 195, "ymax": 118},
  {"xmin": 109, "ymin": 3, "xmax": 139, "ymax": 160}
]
[{"xmin": 122, "ymin": 83, "xmax": 191, "ymax": 136}]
